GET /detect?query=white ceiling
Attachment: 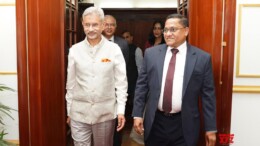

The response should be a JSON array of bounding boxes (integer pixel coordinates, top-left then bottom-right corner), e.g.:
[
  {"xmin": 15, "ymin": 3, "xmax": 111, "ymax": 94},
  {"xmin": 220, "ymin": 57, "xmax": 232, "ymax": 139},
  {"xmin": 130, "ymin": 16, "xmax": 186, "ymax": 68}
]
[{"xmin": 80, "ymin": 0, "xmax": 178, "ymax": 8}]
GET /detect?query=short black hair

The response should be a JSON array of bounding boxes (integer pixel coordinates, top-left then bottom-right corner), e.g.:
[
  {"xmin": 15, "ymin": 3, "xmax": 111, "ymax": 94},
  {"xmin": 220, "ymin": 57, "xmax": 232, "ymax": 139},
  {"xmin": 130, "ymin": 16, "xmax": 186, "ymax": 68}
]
[{"xmin": 121, "ymin": 30, "xmax": 132, "ymax": 36}]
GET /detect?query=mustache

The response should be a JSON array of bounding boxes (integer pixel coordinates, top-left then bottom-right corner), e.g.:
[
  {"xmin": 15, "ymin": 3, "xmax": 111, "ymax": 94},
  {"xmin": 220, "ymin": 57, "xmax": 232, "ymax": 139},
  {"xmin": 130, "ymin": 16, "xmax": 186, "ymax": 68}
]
[{"xmin": 86, "ymin": 30, "xmax": 97, "ymax": 34}]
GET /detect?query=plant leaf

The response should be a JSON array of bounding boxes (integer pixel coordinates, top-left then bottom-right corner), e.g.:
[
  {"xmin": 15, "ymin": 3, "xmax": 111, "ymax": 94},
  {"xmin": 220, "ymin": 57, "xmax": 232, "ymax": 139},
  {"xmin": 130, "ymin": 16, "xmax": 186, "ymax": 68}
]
[{"xmin": 0, "ymin": 84, "xmax": 15, "ymax": 92}]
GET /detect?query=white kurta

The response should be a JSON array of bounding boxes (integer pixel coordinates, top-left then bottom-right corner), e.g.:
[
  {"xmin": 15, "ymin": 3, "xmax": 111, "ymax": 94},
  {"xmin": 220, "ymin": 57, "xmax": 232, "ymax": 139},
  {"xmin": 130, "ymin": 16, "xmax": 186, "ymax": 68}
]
[{"xmin": 66, "ymin": 35, "xmax": 128, "ymax": 124}]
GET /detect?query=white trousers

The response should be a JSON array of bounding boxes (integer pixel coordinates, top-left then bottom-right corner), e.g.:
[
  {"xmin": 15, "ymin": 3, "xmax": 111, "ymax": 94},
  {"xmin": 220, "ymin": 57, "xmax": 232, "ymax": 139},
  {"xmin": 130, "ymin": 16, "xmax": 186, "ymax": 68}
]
[{"xmin": 70, "ymin": 119, "xmax": 116, "ymax": 146}]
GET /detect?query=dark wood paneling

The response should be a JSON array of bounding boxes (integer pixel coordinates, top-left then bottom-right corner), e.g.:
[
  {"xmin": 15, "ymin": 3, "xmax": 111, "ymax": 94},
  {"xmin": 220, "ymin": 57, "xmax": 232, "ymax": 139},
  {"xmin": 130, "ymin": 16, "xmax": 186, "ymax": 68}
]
[
  {"xmin": 16, "ymin": 0, "xmax": 66, "ymax": 145},
  {"xmin": 93, "ymin": 9, "xmax": 177, "ymax": 50}
]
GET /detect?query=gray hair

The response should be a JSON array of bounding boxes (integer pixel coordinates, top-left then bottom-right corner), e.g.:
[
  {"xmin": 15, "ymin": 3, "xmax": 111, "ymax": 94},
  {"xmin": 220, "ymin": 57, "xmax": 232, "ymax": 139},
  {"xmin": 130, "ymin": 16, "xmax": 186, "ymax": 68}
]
[
  {"xmin": 104, "ymin": 15, "xmax": 117, "ymax": 26},
  {"xmin": 82, "ymin": 6, "xmax": 104, "ymax": 21}
]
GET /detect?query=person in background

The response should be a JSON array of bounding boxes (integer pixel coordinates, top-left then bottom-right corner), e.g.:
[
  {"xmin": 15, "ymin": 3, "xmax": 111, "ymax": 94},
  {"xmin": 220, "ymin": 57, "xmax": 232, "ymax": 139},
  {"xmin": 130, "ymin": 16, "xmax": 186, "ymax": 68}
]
[
  {"xmin": 122, "ymin": 30, "xmax": 144, "ymax": 145},
  {"xmin": 65, "ymin": 6, "xmax": 128, "ymax": 146},
  {"xmin": 143, "ymin": 20, "xmax": 166, "ymax": 54},
  {"xmin": 102, "ymin": 15, "xmax": 129, "ymax": 146},
  {"xmin": 122, "ymin": 30, "xmax": 143, "ymax": 94},
  {"xmin": 103, "ymin": 15, "xmax": 129, "ymax": 66},
  {"xmin": 133, "ymin": 14, "xmax": 217, "ymax": 146}
]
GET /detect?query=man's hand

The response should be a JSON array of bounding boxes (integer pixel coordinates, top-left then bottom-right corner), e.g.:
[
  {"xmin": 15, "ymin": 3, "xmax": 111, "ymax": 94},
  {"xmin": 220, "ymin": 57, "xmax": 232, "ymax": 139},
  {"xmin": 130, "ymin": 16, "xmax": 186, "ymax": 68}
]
[
  {"xmin": 134, "ymin": 117, "xmax": 144, "ymax": 135},
  {"xmin": 116, "ymin": 114, "xmax": 126, "ymax": 131},
  {"xmin": 66, "ymin": 116, "xmax": 71, "ymax": 126},
  {"xmin": 205, "ymin": 131, "xmax": 216, "ymax": 146}
]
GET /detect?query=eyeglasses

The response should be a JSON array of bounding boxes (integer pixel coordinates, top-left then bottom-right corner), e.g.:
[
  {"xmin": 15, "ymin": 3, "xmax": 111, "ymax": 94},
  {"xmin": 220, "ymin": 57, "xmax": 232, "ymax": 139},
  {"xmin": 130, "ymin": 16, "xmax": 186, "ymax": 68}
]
[
  {"xmin": 163, "ymin": 27, "xmax": 185, "ymax": 33},
  {"xmin": 105, "ymin": 23, "xmax": 116, "ymax": 28}
]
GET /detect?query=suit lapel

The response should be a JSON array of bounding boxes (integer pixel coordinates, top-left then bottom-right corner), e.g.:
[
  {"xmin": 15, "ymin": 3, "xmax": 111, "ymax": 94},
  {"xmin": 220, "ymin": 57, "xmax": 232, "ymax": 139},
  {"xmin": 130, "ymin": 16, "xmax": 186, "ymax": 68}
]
[
  {"xmin": 157, "ymin": 45, "xmax": 167, "ymax": 90},
  {"xmin": 114, "ymin": 36, "xmax": 118, "ymax": 44},
  {"xmin": 182, "ymin": 44, "xmax": 197, "ymax": 97}
]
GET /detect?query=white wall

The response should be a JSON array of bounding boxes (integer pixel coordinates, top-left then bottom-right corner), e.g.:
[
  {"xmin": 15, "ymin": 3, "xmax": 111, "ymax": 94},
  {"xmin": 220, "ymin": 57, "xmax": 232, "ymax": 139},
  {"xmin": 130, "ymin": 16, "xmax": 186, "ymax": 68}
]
[
  {"xmin": 231, "ymin": 94, "xmax": 260, "ymax": 146},
  {"xmin": 0, "ymin": 0, "xmax": 19, "ymax": 141},
  {"xmin": 231, "ymin": 0, "xmax": 260, "ymax": 145},
  {"xmin": 92, "ymin": 0, "xmax": 177, "ymax": 8}
]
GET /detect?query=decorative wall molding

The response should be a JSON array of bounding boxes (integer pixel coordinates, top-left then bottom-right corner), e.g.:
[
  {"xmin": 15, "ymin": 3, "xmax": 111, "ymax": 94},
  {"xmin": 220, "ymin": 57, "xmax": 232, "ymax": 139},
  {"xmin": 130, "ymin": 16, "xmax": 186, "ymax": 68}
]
[
  {"xmin": 6, "ymin": 140, "xmax": 19, "ymax": 145},
  {"xmin": 0, "ymin": 3, "xmax": 15, "ymax": 6},
  {"xmin": 0, "ymin": 72, "xmax": 17, "ymax": 75},
  {"xmin": 236, "ymin": 4, "xmax": 260, "ymax": 78},
  {"xmin": 233, "ymin": 85, "xmax": 260, "ymax": 93}
]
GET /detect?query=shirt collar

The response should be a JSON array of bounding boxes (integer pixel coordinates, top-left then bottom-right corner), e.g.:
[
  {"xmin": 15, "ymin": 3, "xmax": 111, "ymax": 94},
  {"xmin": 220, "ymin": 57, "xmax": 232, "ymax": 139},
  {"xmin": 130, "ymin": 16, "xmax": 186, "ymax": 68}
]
[
  {"xmin": 84, "ymin": 35, "xmax": 105, "ymax": 48},
  {"xmin": 167, "ymin": 41, "xmax": 187, "ymax": 54},
  {"xmin": 108, "ymin": 36, "xmax": 114, "ymax": 42}
]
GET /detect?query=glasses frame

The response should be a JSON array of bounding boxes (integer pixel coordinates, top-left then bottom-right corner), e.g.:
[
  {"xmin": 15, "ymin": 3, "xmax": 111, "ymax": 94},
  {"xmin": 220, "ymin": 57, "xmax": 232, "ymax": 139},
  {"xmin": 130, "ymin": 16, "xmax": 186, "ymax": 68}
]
[
  {"xmin": 104, "ymin": 23, "xmax": 116, "ymax": 28},
  {"xmin": 163, "ymin": 27, "xmax": 186, "ymax": 33}
]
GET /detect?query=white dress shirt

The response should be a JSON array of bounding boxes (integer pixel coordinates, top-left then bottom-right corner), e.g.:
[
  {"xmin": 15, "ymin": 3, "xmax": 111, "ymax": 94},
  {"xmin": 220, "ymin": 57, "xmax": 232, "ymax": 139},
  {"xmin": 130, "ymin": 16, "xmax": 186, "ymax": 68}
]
[
  {"xmin": 158, "ymin": 41, "xmax": 187, "ymax": 113},
  {"xmin": 135, "ymin": 47, "xmax": 143, "ymax": 74},
  {"xmin": 108, "ymin": 36, "xmax": 114, "ymax": 42}
]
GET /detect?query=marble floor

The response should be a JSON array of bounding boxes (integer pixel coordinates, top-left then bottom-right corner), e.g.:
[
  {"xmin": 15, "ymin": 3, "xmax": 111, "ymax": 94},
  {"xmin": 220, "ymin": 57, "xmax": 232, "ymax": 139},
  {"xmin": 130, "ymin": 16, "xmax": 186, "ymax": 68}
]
[{"xmin": 121, "ymin": 127, "xmax": 144, "ymax": 146}]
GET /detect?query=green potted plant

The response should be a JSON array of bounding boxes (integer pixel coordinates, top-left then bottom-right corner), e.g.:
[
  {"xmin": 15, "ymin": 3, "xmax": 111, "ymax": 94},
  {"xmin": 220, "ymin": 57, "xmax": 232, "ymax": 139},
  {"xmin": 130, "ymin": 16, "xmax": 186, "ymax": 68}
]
[{"xmin": 0, "ymin": 84, "xmax": 17, "ymax": 146}]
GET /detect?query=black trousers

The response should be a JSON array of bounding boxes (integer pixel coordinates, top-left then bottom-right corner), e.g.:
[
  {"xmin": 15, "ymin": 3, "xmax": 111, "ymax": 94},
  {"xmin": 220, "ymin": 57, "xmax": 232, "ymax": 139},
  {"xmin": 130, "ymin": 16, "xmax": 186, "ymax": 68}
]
[
  {"xmin": 145, "ymin": 110, "xmax": 187, "ymax": 146},
  {"xmin": 113, "ymin": 118, "xmax": 122, "ymax": 146}
]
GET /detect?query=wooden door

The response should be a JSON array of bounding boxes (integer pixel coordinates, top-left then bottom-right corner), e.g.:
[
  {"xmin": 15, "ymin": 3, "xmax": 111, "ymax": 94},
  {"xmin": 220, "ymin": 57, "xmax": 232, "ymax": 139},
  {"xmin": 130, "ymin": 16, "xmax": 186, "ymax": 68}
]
[
  {"xmin": 179, "ymin": 0, "xmax": 236, "ymax": 145},
  {"xmin": 16, "ymin": 0, "xmax": 68, "ymax": 145}
]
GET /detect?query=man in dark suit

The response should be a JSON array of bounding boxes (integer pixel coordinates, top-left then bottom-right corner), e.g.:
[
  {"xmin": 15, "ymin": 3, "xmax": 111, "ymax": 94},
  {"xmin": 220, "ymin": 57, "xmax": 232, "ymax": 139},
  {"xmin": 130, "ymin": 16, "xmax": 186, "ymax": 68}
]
[
  {"xmin": 103, "ymin": 15, "xmax": 129, "ymax": 146},
  {"xmin": 132, "ymin": 14, "xmax": 217, "ymax": 146},
  {"xmin": 103, "ymin": 15, "xmax": 129, "ymax": 65}
]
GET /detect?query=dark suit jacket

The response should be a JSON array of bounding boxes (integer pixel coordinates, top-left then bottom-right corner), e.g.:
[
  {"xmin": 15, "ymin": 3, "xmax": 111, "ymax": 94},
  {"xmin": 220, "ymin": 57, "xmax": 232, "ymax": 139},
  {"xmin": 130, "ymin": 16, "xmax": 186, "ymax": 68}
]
[
  {"xmin": 132, "ymin": 43, "xmax": 217, "ymax": 146},
  {"xmin": 114, "ymin": 36, "xmax": 129, "ymax": 65}
]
